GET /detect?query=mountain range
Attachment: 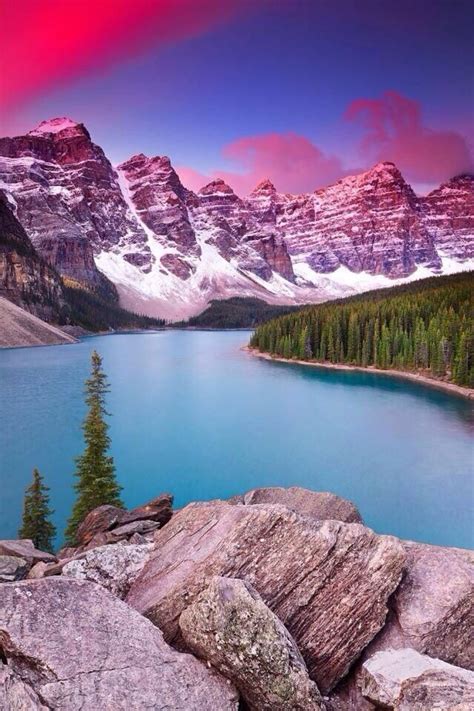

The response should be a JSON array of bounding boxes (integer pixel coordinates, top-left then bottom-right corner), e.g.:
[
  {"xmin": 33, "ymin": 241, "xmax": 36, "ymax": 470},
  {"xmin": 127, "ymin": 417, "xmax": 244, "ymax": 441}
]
[{"xmin": 0, "ymin": 117, "xmax": 472, "ymax": 320}]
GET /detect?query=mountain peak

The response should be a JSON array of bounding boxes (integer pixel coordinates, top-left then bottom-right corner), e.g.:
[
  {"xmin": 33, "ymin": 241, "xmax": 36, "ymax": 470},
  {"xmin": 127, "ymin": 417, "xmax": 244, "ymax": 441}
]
[
  {"xmin": 199, "ymin": 178, "xmax": 235, "ymax": 196},
  {"xmin": 28, "ymin": 117, "xmax": 84, "ymax": 137},
  {"xmin": 369, "ymin": 161, "xmax": 402, "ymax": 177},
  {"xmin": 251, "ymin": 178, "xmax": 276, "ymax": 195}
]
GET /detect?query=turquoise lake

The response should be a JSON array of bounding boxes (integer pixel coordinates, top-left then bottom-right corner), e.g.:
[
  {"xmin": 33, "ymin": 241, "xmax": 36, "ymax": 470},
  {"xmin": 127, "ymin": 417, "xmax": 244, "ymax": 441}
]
[{"xmin": 1, "ymin": 330, "xmax": 473, "ymax": 548}]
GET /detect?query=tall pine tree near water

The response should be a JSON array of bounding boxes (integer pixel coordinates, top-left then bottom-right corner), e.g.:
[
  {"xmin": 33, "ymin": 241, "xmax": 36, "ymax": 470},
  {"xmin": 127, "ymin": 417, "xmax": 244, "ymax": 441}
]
[
  {"xmin": 65, "ymin": 351, "xmax": 122, "ymax": 544},
  {"xmin": 19, "ymin": 469, "xmax": 56, "ymax": 553}
]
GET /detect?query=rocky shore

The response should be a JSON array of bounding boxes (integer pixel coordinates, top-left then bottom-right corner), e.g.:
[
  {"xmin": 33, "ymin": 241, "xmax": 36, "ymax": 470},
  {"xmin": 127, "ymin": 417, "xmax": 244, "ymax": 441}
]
[
  {"xmin": 245, "ymin": 347, "xmax": 474, "ymax": 400},
  {"xmin": 1, "ymin": 486, "xmax": 473, "ymax": 710}
]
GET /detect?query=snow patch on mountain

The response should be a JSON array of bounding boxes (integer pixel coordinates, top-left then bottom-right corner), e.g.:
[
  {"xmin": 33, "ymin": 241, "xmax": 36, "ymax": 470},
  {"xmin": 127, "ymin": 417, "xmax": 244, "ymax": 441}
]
[{"xmin": 28, "ymin": 117, "xmax": 82, "ymax": 136}]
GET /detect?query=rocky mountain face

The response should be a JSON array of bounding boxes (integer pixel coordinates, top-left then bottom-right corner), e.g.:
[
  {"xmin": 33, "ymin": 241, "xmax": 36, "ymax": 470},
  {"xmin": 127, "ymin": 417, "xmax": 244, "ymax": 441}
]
[
  {"xmin": 0, "ymin": 118, "xmax": 137, "ymax": 300},
  {"xmin": 1, "ymin": 485, "xmax": 473, "ymax": 709},
  {"xmin": 0, "ymin": 191, "xmax": 66, "ymax": 321},
  {"xmin": 0, "ymin": 118, "xmax": 472, "ymax": 319}
]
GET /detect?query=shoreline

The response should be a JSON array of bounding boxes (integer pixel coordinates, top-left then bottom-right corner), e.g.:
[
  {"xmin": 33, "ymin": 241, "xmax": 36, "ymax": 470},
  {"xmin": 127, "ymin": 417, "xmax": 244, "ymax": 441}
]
[{"xmin": 244, "ymin": 347, "xmax": 474, "ymax": 400}]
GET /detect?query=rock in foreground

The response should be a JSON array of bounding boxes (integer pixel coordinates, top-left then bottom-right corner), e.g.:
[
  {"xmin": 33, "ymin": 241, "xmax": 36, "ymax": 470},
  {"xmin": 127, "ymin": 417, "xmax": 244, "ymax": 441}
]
[
  {"xmin": 180, "ymin": 576, "xmax": 324, "ymax": 710},
  {"xmin": 360, "ymin": 648, "xmax": 474, "ymax": 710},
  {"xmin": 231, "ymin": 486, "xmax": 362, "ymax": 522},
  {"xmin": 62, "ymin": 542, "xmax": 153, "ymax": 598},
  {"xmin": 74, "ymin": 493, "xmax": 173, "ymax": 549},
  {"xmin": 368, "ymin": 541, "xmax": 474, "ymax": 670},
  {"xmin": 0, "ymin": 539, "xmax": 56, "ymax": 582},
  {"xmin": 127, "ymin": 501, "xmax": 405, "ymax": 693},
  {"xmin": 0, "ymin": 578, "xmax": 238, "ymax": 710}
]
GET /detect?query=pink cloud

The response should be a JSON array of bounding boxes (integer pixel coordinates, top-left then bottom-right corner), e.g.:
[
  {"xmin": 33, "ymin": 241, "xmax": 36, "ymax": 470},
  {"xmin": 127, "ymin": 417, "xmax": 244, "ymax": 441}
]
[
  {"xmin": 176, "ymin": 166, "xmax": 212, "ymax": 193},
  {"xmin": 177, "ymin": 132, "xmax": 345, "ymax": 195},
  {"xmin": 345, "ymin": 90, "xmax": 473, "ymax": 184}
]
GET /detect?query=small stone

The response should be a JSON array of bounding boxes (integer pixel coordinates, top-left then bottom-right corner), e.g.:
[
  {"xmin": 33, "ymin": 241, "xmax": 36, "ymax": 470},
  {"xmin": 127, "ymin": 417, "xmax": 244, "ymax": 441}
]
[{"xmin": 360, "ymin": 648, "xmax": 474, "ymax": 710}]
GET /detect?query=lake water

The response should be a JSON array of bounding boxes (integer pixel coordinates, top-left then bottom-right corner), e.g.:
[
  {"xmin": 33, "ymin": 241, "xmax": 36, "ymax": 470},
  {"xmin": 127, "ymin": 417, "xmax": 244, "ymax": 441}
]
[{"xmin": 1, "ymin": 331, "xmax": 473, "ymax": 548}]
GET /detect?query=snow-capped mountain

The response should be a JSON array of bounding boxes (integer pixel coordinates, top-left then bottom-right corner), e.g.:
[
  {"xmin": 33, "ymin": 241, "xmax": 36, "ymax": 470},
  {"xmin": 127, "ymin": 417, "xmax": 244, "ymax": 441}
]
[{"xmin": 0, "ymin": 118, "xmax": 472, "ymax": 319}]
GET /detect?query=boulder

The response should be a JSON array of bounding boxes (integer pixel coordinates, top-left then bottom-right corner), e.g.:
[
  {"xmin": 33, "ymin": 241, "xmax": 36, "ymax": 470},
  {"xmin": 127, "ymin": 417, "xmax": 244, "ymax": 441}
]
[
  {"xmin": 127, "ymin": 501, "xmax": 405, "ymax": 693},
  {"xmin": 119, "ymin": 493, "xmax": 173, "ymax": 526},
  {"xmin": 109, "ymin": 519, "xmax": 161, "ymax": 539},
  {"xmin": 360, "ymin": 648, "xmax": 474, "ymax": 710},
  {"xmin": 0, "ymin": 555, "xmax": 29, "ymax": 582},
  {"xmin": 26, "ymin": 561, "xmax": 49, "ymax": 579},
  {"xmin": 327, "ymin": 541, "xmax": 474, "ymax": 708},
  {"xmin": 367, "ymin": 541, "xmax": 474, "ymax": 670},
  {"xmin": 73, "ymin": 495, "xmax": 173, "ymax": 549},
  {"xmin": 0, "ymin": 539, "xmax": 56, "ymax": 563},
  {"xmin": 180, "ymin": 576, "xmax": 324, "ymax": 710},
  {"xmin": 0, "ymin": 665, "xmax": 47, "ymax": 710},
  {"xmin": 0, "ymin": 578, "xmax": 239, "ymax": 710},
  {"xmin": 75, "ymin": 504, "xmax": 125, "ymax": 545},
  {"xmin": 232, "ymin": 486, "xmax": 362, "ymax": 523},
  {"xmin": 62, "ymin": 542, "xmax": 153, "ymax": 598}
]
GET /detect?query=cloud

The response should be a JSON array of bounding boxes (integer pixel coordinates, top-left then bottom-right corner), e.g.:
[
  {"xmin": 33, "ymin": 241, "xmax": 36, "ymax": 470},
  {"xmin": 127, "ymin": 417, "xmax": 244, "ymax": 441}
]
[
  {"xmin": 177, "ymin": 132, "xmax": 345, "ymax": 195},
  {"xmin": 0, "ymin": 0, "xmax": 253, "ymax": 112},
  {"xmin": 175, "ymin": 166, "xmax": 212, "ymax": 193},
  {"xmin": 345, "ymin": 90, "xmax": 473, "ymax": 184}
]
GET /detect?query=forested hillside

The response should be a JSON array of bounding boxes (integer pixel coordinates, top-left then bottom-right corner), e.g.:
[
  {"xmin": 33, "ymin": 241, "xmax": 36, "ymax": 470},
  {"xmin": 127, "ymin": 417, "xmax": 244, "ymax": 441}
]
[
  {"xmin": 177, "ymin": 297, "xmax": 303, "ymax": 329},
  {"xmin": 250, "ymin": 272, "xmax": 474, "ymax": 387},
  {"xmin": 62, "ymin": 280, "xmax": 165, "ymax": 332}
]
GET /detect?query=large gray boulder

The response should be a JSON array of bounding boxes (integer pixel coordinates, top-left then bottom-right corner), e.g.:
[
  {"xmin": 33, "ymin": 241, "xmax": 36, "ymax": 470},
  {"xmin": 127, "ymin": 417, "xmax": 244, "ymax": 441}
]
[
  {"xmin": 180, "ymin": 576, "xmax": 324, "ymax": 710},
  {"xmin": 368, "ymin": 541, "xmax": 474, "ymax": 669},
  {"xmin": 0, "ymin": 578, "xmax": 239, "ymax": 710},
  {"xmin": 360, "ymin": 648, "xmax": 474, "ymax": 710},
  {"xmin": 127, "ymin": 501, "xmax": 405, "ymax": 693},
  {"xmin": 62, "ymin": 542, "xmax": 153, "ymax": 598},
  {"xmin": 232, "ymin": 486, "xmax": 362, "ymax": 523}
]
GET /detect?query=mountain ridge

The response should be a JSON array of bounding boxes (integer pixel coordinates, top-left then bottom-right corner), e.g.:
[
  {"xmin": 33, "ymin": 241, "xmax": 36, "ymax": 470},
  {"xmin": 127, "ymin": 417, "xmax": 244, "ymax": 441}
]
[{"xmin": 0, "ymin": 118, "xmax": 472, "ymax": 319}]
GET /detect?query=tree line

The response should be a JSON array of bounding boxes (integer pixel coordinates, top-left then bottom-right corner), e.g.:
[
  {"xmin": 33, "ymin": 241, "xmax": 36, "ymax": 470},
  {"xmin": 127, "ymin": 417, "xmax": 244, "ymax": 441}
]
[
  {"xmin": 250, "ymin": 272, "xmax": 474, "ymax": 387},
  {"xmin": 19, "ymin": 351, "xmax": 122, "ymax": 552}
]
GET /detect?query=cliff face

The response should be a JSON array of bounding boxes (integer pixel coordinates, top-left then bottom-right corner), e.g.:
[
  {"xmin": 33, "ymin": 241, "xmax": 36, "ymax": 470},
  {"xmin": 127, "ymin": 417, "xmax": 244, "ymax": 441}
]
[
  {"xmin": 0, "ymin": 118, "xmax": 141, "ymax": 297},
  {"xmin": 281, "ymin": 162, "xmax": 441, "ymax": 278},
  {"xmin": 0, "ymin": 118, "xmax": 472, "ymax": 319},
  {"xmin": 420, "ymin": 174, "xmax": 474, "ymax": 261},
  {"xmin": 0, "ymin": 192, "xmax": 66, "ymax": 322}
]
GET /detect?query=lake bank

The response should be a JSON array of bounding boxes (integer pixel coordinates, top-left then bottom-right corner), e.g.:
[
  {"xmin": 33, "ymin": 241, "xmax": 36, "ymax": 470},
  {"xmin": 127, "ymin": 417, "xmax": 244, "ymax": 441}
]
[{"xmin": 245, "ymin": 347, "xmax": 474, "ymax": 400}]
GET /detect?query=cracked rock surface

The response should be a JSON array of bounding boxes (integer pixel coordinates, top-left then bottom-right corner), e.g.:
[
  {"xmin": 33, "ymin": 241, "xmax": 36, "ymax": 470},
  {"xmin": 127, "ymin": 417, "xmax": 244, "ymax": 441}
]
[
  {"xmin": 0, "ymin": 578, "xmax": 239, "ymax": 710},
  {"xmin": 127, "ymin": 501, "xmax": 405, "ymax": 693}
]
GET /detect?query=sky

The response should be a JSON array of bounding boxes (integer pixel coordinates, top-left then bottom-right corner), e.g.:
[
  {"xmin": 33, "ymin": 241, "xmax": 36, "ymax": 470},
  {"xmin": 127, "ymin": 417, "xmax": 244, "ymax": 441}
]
[{"xmin": 1, "ymin": 0, "xmax": 473, "ymax": 195}]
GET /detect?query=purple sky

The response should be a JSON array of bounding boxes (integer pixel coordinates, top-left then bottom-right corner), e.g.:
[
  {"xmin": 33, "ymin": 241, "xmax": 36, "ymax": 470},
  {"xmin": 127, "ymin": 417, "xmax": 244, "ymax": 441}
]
[{"xmin": 2, "ymin": 0, "xmax": 473, "ymax": 194}]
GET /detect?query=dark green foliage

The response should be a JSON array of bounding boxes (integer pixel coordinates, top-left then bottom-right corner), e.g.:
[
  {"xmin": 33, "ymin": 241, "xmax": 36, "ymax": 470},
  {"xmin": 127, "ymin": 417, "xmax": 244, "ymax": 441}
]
[
  {"xmin": 250, "ymin": 272, "xmax": 474, "ymax": 387},
  {"xmin": 65, "ymin": 351, "xmax": 123, "ymax": 544},
  {"xmin": 19, "ymin": 469, "xmax": 56, "ymax": 553},
  {"xmin": 62, "ymin": 283, "xmax": 165, "ymax": 332},
  {"xmin": 176, "ymin": 297, "xmax": 304, "ymax": 329}
]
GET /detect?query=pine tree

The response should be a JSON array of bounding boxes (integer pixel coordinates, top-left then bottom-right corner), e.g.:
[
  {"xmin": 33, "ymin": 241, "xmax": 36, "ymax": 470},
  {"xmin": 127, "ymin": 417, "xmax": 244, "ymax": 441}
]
[
  {"xmin": 453, "ymin": 333, "xmax": 470, "ymax": 385},
  {"xmin": 19, "ymin": 469, "xmax": 56, "ymax": 553},
  {"xmin": 65, "ymin": 351, "xmax": 123, "ymax": 545}
]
